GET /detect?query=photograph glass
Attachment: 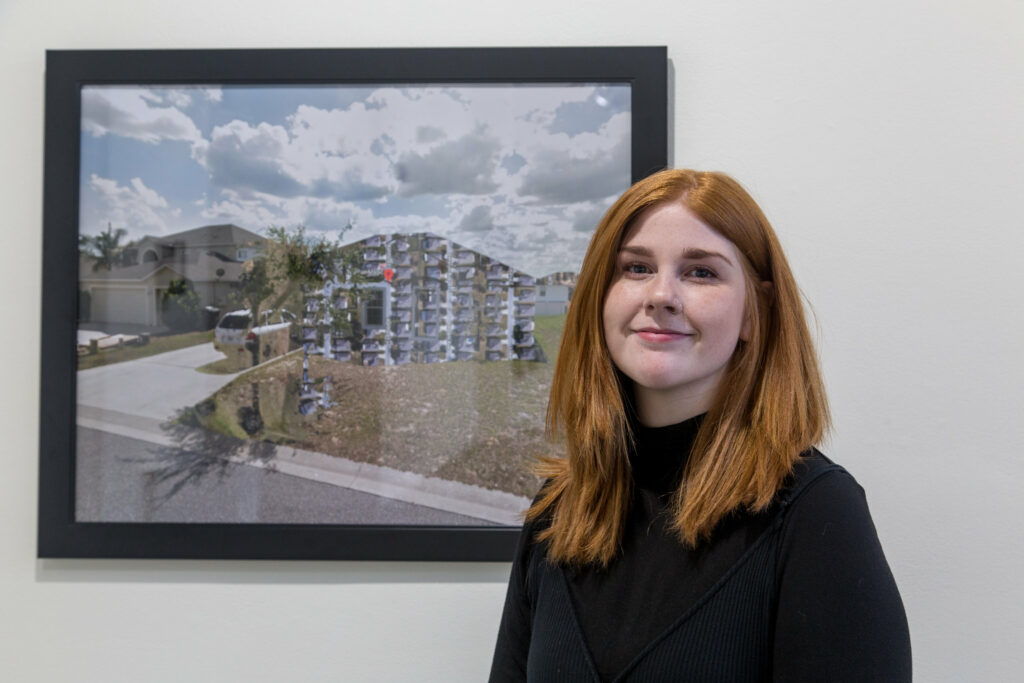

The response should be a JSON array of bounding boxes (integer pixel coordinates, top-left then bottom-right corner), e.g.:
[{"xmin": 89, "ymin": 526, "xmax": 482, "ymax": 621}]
[{"xmin": 40, "ymin": 47, "xmax": 667, "ymax": 559}]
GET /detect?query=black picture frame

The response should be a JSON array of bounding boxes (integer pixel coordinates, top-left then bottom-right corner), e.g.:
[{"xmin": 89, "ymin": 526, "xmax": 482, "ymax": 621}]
[{"xmin": 39, "ymin": 46, "xmax": 668, "ymax": 560}]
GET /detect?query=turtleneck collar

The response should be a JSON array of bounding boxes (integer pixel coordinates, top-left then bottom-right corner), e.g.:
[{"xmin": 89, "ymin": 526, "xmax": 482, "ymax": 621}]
[{"xmin": 629, "ymin": 413, "xmax": 704, "ymax": 496}]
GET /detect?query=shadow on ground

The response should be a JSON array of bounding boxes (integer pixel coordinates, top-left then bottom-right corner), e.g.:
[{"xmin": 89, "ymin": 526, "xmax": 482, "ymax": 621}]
[{"xmin": 126, "ymin": 406, "xmax": 279, "ymax": 506}]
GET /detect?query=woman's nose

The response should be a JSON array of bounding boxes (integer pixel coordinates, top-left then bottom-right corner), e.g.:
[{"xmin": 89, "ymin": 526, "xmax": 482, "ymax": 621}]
[{"xmin": 644, "ymin": 273, "xmax": 681, "ymax": 313}]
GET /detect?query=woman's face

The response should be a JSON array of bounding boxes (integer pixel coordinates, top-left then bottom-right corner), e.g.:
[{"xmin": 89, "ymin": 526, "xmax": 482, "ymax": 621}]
[{"xmin": 602, "ymin": 202, "xmax": 750, "ymax": 426}]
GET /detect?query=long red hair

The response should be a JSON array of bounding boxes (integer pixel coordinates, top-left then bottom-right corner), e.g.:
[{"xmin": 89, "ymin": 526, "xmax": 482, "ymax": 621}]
[{"xmin": 529, "ymin": 169, "xmax": 830, "ymax": 566}]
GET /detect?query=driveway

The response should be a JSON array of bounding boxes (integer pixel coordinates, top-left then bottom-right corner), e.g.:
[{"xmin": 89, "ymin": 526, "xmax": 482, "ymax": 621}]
[{"xmin": 77, "ymin": 342, "xmax": 238, "ymax": 422}]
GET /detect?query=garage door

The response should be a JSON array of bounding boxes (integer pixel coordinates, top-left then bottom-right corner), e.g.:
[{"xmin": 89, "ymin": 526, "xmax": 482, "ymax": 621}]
[{"xmin": 89, "ymin": 288, "xmax": 150, "ymax": 326}]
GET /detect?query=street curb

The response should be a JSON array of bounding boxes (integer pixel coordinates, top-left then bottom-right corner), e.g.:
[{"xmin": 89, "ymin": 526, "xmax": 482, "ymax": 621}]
[{"xmin": 77, "ymin": 414, "xmax": 530, "ymax": 525}]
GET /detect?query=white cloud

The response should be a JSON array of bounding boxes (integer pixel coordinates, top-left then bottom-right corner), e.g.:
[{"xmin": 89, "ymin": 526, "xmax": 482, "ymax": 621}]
[
  {"xmin": 198, "ymin": 190, "xmax": 378, "ymax": 243},
  {"xmin": 199, "ymin": 196, "xmax": 282, "ymax": 231},
  {"xmin": 516, "ymin": 111, "xmax": 631, "ymax": 204},
  {"xmin": 395, "ymin": 129, "xmax": 501, "ymax": 196},
  {"xmin": 84, "ymin": 174, "xmax": 173, "ymax": 237},
  {"xmin": 457, "ymin": 204, "xmax": 495, "ymax": 232},
  {"xmin": 129, "ymin": 177, "xmax": 168, "ymax": 208},
  {"xmin": 571, "ymin": 199, "xmax": 615, "ymax": 233},
  {"xmin": 199, "ymin": 87, "xmax": 611, "ymax": 205},
  {"xmin": 204, "ymin": 120, "xmax": 305, "ymax": 197},
  {"xmin": 81, "ymin": 87, "xmax": 203, "ymax": 146},
  {"xmin": 163, "ymin": 89, "xmax": 193, "ymax": 109},
  {"xmin": 169, "ymin": 85, "xmax": 628, "ymax": 215}
]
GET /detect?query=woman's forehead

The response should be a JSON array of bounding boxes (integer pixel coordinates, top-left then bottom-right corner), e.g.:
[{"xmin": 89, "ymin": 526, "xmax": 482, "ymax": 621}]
[{"xmin": 619, "ymin": 203, "xmax": 741, "ymax": 259}]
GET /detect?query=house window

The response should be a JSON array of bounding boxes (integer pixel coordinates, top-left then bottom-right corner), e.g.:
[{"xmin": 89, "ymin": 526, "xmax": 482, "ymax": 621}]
[
  {"xmin": 363, "ymin": 289, "xmax": 384, "ymax": 327},
  {"xmin": 143, "ymin": 249, "xmax": 159, "ymax": 263}
]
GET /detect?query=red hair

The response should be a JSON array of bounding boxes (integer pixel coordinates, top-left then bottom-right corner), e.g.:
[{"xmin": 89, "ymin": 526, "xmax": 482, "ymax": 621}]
[{"xmin": 529, "ymin": 169, "xmax": 830, "ymax": 566}]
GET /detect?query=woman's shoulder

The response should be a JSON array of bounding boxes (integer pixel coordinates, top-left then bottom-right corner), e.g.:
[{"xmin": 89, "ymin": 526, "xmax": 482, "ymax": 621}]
[
  {"xmin": 775, "ymin": 449, "xmax": 882, "ymax": 560},
  {"xmin": 772, "ymin": 451, "xmax": 912, "ymax": 679},
  {"xmin": 778, "ymin": 448, "xmax": 863, "ymax": 509}
]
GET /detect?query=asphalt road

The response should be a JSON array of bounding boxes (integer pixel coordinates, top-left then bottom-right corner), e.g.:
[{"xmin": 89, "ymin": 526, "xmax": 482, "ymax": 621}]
[{"xmin": 75, "ymin": 425, "xmax": 496, "ymax": 526}]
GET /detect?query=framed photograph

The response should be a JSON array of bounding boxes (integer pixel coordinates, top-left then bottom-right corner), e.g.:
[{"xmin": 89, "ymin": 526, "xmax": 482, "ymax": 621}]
[{"xmin": 39, "ymin": 47, "xmax": 668, "ymax": 560}]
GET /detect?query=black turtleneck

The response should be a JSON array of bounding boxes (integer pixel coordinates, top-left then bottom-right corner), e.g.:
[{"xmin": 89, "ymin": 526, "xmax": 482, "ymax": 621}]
[
  {"xmin": 566, "ymin": 415, "xmax": 776, "ymax": 680},
  {"xmin": 490, "ymin": 416, "xmax": 912, "ymax": 682}
]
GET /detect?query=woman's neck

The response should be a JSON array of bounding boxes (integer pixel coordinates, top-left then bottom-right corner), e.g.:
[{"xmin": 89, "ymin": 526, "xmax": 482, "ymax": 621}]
[{"xmin": 633, "ymin": 385, "xmax": 714, "ymax": 427}]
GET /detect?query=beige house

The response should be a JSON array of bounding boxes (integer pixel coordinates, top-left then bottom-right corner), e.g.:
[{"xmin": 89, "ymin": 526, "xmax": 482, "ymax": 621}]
[
  {"xmin": 535, "ymin": 271, "xmax": 576, "ymax": 316},
  {"xmin": 79, "ymin": 224, "xmax": 265, "ymax": 330}
]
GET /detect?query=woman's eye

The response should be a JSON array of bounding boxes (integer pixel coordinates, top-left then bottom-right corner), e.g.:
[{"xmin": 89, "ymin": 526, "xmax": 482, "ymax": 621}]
[
  {"xmin": 624, "ymin": 263, "xmax": 651, "ymax": 276},
  {"xmin": 688, "ymin": 266, "xmax": 716, "ymax": 279}
]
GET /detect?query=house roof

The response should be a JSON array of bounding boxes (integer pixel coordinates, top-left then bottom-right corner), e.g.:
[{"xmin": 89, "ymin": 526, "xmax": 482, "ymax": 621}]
[
  {"xmin": 146, "ymin": 223, "xmax": 265, "ymax": 249},
  {"xmin": 79, "ymin": 260, "xmax": 183, "ymax": 283},
  {"xmin": 80, "ymin": 250, "xmax": 246, "ymax": 283}
]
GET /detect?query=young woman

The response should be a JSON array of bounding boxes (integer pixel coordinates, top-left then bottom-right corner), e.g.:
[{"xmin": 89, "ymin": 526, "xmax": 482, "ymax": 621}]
[{"xmin": 489, "ymin": 169, "xmax": 911, "ymax": 681}]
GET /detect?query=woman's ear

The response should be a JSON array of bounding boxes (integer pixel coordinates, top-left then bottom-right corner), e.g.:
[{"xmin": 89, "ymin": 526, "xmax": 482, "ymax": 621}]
[{"xmin": 740, "ymin": 281, "xmax": 773, "ymax": 342}]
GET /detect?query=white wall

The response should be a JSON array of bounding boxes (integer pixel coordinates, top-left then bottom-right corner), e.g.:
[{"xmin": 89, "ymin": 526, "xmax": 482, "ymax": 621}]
[{"xmin": 2, "ymin": 0, "xmax": 1021, "ymax": 680}]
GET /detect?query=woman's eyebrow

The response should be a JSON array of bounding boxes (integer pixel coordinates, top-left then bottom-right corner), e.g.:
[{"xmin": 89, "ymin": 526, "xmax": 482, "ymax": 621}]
[
  {"xmin": 682, "ymin": 248, "xmax": 734, "ymax": 266},
  {"xmin": 619, "ymin": 244, "xmax": 734, "ymax": 266}
]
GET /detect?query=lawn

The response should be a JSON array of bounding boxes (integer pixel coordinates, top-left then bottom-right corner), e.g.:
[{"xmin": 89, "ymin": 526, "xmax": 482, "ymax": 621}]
[
  {"xmin": 191, "ymin": 314, "xmax": 568, "ymax": 497},
  {"xmin": 77, "ymin": 329, "xmax": 214, "ymax": 370},
  {"xmin": 533, "ymin": 313, "xmax": 566, "ymax": 365}
]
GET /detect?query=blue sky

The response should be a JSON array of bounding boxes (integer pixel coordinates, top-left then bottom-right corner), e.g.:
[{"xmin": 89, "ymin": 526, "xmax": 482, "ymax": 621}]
[{"xmin": 79, "ymin": 83, "xmax": 631, "ymax": 276}]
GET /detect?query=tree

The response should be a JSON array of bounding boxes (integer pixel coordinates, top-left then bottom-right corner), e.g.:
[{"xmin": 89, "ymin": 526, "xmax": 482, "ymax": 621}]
[
  {"xmin": 161, "ymin": 278, "xmax": 200, "ymax": 331},
  {"xmin": 223, "ymin": 224, "xmax": 367, "ymax": 358},
  {"xmin": 262, "ymin": 224, "xmax": 363, "ymax": 312},
  {"xmin": 79, "ymin": 223, "xmax": 128, "ymax": 271},
  {"xmin": 230, "ymin": 256, "xmax": 276, "ymax": 330},
  {"xmin": 233, "ymin": 224, "xmax": 362, "ymax": 427}
]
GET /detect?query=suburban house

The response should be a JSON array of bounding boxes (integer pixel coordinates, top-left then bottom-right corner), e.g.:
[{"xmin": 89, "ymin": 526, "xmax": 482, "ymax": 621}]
[
  {"xmin": 535, "ymin": 271, "xmax": 577, "ymax": 315},
  {"xmin": 78, "ymin": 224, "xmax": 266, "ymax": 331}
]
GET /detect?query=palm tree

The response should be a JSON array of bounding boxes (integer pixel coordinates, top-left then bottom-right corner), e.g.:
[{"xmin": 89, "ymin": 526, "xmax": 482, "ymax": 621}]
[{"xmin": 79, "ymin": 223, "xmax": 128, "ymax": 271}]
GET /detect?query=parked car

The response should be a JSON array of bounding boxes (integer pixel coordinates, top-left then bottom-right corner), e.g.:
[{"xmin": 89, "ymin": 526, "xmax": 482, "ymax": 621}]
[{"xmin": 214, "ymin": 309, "xmax": 293, "ymax": 369}]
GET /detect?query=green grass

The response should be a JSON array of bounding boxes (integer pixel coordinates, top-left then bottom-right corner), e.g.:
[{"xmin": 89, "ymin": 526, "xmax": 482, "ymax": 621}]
[
  {"xmin": 195, "ymin": 356, "xmax": 245, "ymax": 375},
  {"xmin": 77, "ymin": 330, "xmax": 214, "ymax": 370},
  {"xmin": 533, "ymin": 314, "xmax": 567, "ymax": 366}
]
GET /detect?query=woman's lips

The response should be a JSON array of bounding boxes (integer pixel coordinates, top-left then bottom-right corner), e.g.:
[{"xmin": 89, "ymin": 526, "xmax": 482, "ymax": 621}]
[{"xmin": 635, "ymin": 328, "xmax": 691, "ymax": 343}]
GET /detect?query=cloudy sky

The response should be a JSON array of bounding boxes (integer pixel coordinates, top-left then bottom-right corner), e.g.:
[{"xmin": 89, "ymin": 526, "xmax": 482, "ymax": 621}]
[{"xmin": 78, "ymin": 83, "xmax": 631, "ymax": 277}]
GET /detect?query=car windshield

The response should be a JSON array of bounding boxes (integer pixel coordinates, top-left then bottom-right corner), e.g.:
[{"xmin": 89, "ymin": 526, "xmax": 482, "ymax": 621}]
[{"xmin": 218, "ymin": 314, "xmax": 251, "ymax": 330}]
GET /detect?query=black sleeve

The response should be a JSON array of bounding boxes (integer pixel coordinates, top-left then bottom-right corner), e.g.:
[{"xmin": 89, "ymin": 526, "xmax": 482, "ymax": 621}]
[
  {"xmin": 488, "ymin": 521, "xmax": 536, "ymax": 683},
  {"xmin": 773, "ymin": 470, "xmax": 912, "ymax": 682}
]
